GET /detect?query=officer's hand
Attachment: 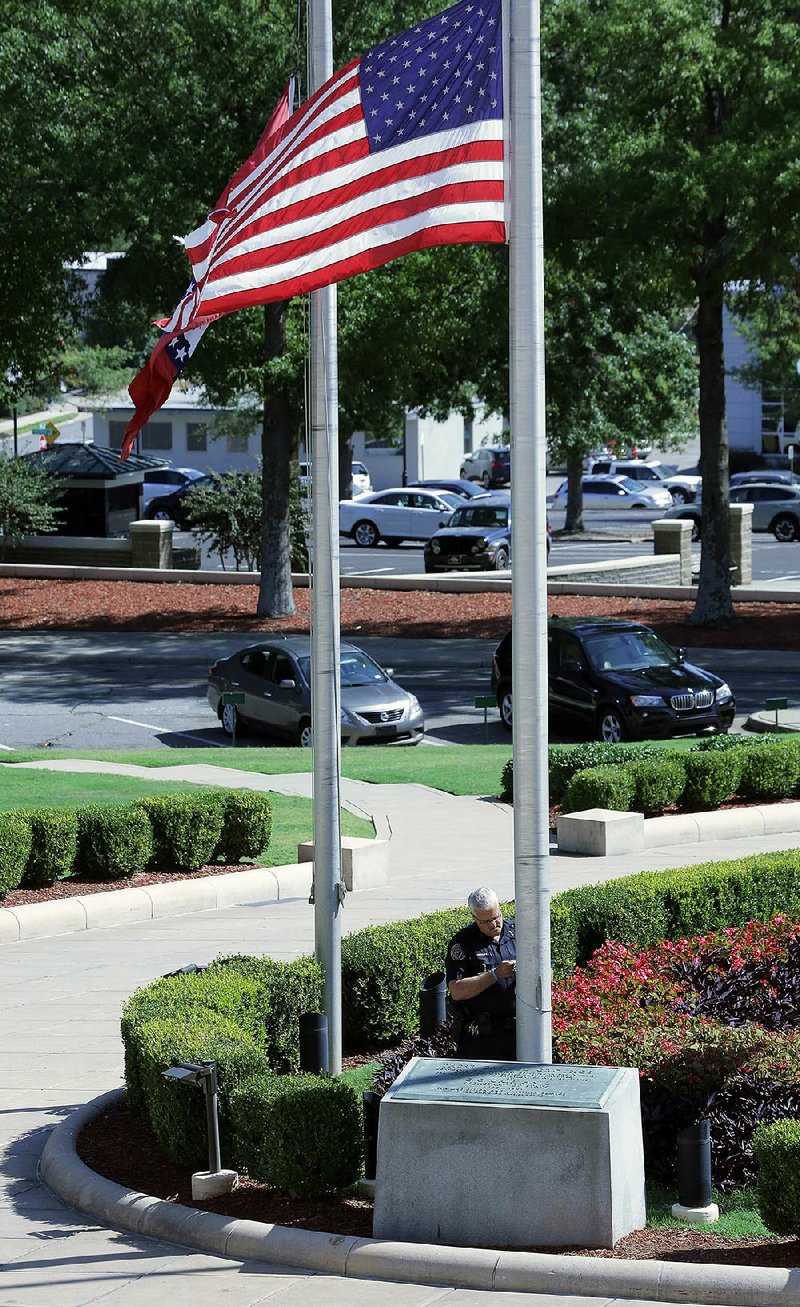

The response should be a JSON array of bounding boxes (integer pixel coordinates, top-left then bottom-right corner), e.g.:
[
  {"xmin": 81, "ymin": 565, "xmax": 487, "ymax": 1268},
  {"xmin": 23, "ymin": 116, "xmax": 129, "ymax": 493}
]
[{"xmin": 495, "ymin": 960, "xmax": 516, "ymax": 979}]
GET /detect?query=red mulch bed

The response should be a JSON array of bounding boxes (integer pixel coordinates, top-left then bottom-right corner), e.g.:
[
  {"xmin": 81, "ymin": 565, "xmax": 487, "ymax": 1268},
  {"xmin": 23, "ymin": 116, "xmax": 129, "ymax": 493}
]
[
  {"xmin": 78, "ymin": 1098, "xmax": 800, "ymax": 1266},
  {"xmin": 1, "ymin": 863, "xmax": 253, "ymax": 910},
  {"xmin": 0, "ymin": 576, "xmax": 798, "ymax": 648}
]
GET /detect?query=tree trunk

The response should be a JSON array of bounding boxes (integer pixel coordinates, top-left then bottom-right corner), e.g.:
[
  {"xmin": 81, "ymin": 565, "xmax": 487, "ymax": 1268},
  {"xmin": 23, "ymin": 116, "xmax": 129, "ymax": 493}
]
[
  {"xmin": 691, "ymin": 266, "xmax": 734, "ymax": 624},
  {"xmin": 564, "ymin": 448, "xmax": 585, "ymax": 532},
  {"xmin": 257, "ymin": 301, "xmax": 296, "ymax": 618},
  {"xmin": 339, "ymin": 428, "xmax": 353, "ymax": 500}
]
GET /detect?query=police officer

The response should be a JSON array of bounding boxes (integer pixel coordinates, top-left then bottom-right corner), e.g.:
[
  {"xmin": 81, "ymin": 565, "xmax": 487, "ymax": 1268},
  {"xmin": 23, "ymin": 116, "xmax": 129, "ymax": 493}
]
[{"xmin": 445, "ymin": 886, "xmax": 516, "ymax": 1060}]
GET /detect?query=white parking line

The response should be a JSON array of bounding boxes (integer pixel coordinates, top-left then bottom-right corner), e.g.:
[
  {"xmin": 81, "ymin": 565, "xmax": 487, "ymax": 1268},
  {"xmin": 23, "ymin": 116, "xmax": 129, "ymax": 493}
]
[
  {"xmin": 0, "ymin": 743, "xmax": 14, "ymax": 751},
  {"xmin": 107, "ymin": 715, "xmax": 226, "ymax": 747}
]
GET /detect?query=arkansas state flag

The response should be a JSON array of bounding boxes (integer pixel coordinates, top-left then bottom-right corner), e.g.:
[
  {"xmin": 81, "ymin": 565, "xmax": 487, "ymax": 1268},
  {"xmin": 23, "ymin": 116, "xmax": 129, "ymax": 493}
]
[{"xmin": 121, "ymin": 83, "xmax": 293, "ymax": 460}]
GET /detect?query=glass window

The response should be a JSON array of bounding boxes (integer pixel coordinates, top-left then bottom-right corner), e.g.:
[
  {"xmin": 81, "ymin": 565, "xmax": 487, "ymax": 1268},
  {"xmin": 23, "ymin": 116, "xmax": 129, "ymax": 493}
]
[
  {"xmin": 558, "ymin": 634, "xmax": 584, "ymax": 669},
  {"xmin": 270, "ymin": 654, "xmax": 297, "ymax": 684},
  {"xmin": 141, "ymin": 423, "xmax": 172, "ymax": 451},
  {"xmin": 108, "ymin": 422, "xmax": 126, "ymax": 450},
  {"xmin": 584, "ymin": 628, "xmax": 675, "ymax": 672},
  {"xmin": 227, "ymin": 432, "xmax": 249, "ymax": 453},
  {"xmin": 241, "ymin": 650, "xmax": 268, "ymax": 677},
  {"xmin": 187, "ymin": 423, "xmax": 207, "ymax": 452}
]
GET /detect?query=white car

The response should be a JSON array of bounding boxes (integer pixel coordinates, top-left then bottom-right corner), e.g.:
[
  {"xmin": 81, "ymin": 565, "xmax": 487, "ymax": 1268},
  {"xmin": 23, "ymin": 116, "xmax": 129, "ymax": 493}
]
[
  {"xmin": 300, "ymin": 460, "xmax": 372, "ymax": 495},
  {"xmin": 549, "ymin": 475, "xmax": 674, "ymax": 511},
  {"xmin": 586, "ymin": 458, "xmax": 701, "ymax": 504},
  {"xmin": 339, "ymin": 487, "xmax": 460, "ymax": 547}
]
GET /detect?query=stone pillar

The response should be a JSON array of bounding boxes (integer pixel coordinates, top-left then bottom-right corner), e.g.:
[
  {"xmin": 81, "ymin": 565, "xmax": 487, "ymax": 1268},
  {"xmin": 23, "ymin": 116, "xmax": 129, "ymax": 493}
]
[
  {"xmin": 729, "ymin": 503, "xmax": 753, "ymax": 585},
  {"xmin": 129, "ymin": 520, "xmax": 174, "ymax": 569},
  {"xmin": 652, "ymin": 518, "xmax": 693, "ymax": 586}
]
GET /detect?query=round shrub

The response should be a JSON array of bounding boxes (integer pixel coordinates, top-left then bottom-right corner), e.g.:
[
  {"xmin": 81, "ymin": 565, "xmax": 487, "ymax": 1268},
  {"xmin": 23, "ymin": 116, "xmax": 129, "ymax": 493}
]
[
  {"xmin": 561, "ymin": 764, "xmax": 636, "ymax": 815},
  {"xmin": 754, "ymin": 1118, "xmax": 800, "ymax": 1235},
  {"xmin": 74, "ymin": 803, "xmax": 154, "ymax": 880},
  {"xmin": 135, "ymin": 791, "xmax": 225, "ymax": 871},
  {"xmin": 682, "ymin": 750, "xmax": 743, "ymax": 808},
  {"xmin": 549, "ymin": 742, "xmax": 659, "ymax": 802},
  {"xmin": 22, "ymin": 808, "xmax": 78, "ymax": 887},
  {"xmin": 0, "ymin": 811, "xmax": 32, "ymax": 895},
  {"xmin": 230, "ymin": 1071, "xmax": 363, "ymax": 1196},
  {"xmin": 214, "ymin": 791, "xmax": 273, "ymax": 863},
  {"xmin": 629, "ymin": 757, "xmax": 686, "ymax": 815},
  {"xmin": 739, "ymin": 742, "xmax": 800, "ymax": 801}
]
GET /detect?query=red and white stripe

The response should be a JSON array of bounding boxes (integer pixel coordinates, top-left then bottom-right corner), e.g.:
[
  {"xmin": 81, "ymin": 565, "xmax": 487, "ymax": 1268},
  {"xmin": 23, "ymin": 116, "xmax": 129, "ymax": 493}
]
[{"xmin": 167, "ymin": 58, "xmax": 505, "ymax": 329}]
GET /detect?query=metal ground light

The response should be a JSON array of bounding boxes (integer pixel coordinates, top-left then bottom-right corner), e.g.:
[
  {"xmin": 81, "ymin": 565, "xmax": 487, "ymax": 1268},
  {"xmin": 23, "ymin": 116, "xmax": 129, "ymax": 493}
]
[{"xmin": 161, "ymin": 1059, "xmax": 238, "ymax": 1200}]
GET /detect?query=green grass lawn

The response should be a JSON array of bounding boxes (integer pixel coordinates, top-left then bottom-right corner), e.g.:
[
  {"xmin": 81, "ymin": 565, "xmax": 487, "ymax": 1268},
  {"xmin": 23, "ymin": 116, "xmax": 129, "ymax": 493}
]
[
  {"xmin": 646, "ymin": 1185, "xmax": 776, "ymax": 1239},
  {"xmin": 1, "ymin": 745, "xmax": 513, "ymax": 796},
  {"xmin": 0, "ymin": 768, "xmax": 373, "ymax": 869}
]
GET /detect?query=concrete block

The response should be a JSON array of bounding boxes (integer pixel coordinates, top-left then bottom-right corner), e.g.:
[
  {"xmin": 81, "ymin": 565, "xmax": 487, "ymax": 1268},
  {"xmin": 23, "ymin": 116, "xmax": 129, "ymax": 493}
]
[
  {"xmin": 643, "ymin": 814, "xmax": 701, "ymax": 847},
  {"xmin": 373, "ymin": 1058, "xmax": 646, "ymax": 1250},
  {"xmin": 11, "ymin": 898, "xmax": 87, "ymax": 940},
  {"xmin": 653, "ymin": 519, "xmax": 693, "ymax": 586},
  {"xmin": 191, "ymin": 1168, "xmax": 237, "ymax": 1201},
  {"xmin": 297, "ymin": 836, "xmax": 389, "ymax": 891},
  {"xmin": 129, "ymin": 519, "xmax": 173, "ymax": 569},
  {"xmin": 81, "ymin": 887, "xmax": 153, "ymax": 931},
  {"xmin": 556, "ymin": 808, "xmax": 644, "ymax": 856},
  {"xmin": 761, "ymin": 801, "xmax": 800, "ymax": 835}
]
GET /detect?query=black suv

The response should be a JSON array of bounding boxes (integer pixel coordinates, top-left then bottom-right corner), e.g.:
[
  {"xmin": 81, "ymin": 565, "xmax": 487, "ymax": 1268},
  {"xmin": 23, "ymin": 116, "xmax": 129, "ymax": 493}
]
[
  {"xmin": 143, "ymin": 475, "xmax": 213, "ymax": 527},
  {"xmin": 491, "ymin": 617, "xmax": 735, "ymax": 742}
]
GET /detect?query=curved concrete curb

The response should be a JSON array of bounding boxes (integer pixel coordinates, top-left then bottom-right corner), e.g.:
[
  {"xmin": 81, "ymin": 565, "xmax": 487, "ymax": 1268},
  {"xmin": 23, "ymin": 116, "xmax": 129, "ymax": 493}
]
[
  {"xmin": 41, "ymin": 1090, "xmax": 800, "ymax": 1306},
  {"xmin": 0, "ymin": 863, "xmax": 311, "ymax": 946},
  {"xmin": 745, "ymin": 711, "xmax": 800, "ymax": 735}
]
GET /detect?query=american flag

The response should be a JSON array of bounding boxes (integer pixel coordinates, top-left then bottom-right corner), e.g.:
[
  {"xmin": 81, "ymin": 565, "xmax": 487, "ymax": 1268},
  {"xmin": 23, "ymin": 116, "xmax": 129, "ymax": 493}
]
[{"xmin": 164, "ymin": 0, "xmax": 505, "ymax": 332}]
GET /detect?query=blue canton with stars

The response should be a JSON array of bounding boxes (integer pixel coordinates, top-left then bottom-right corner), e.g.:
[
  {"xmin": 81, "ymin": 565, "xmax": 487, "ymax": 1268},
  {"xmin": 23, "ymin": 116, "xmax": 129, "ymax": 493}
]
[
  {"xmin": 165, "ymin": 334, "xmax": 192, "ymax": 376},
  {"xmin": 360, "ymin": 0, "xmax": 502, "ymax": 154}
]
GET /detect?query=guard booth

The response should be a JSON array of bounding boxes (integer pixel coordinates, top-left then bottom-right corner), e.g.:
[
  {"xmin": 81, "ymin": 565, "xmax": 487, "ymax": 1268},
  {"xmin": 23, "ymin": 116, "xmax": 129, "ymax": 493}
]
[{"xmin": 22, "ymin": 443, "xmax": 159, "ymax": 537}]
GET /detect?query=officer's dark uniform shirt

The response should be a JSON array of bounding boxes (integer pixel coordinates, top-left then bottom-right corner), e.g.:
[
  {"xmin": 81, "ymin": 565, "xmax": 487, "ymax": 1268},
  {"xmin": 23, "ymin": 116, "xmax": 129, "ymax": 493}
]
[{"xmin": 445, "ymin": 919, "xmax": 516, "ymax": 1018}]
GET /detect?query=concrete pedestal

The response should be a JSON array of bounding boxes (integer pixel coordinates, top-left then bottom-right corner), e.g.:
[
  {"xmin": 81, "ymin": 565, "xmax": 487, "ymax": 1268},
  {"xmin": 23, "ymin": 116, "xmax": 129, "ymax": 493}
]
[
  {"xmin": 373, "ymin": 1059, "xmax": 645, "ymax": 1250},
  {"xmin": 297, "ymin": 835, "xmax": 389, "ymax": 891},
  {"xmin": 191, "ymin": 1168, "xmax": 237, "ymax": 1201}
]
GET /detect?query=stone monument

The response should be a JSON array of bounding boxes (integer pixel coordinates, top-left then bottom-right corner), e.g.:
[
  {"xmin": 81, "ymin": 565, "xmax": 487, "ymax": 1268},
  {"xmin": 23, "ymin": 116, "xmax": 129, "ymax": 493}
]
[{"xmin": 372, "ymin": 1058, "xmax": 646, "ymax": 1249}]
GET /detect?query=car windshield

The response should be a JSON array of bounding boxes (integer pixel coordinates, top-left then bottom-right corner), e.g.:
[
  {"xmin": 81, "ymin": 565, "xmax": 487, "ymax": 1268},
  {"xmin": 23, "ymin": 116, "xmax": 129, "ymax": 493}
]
[
  {"xmin": 298, "ymin": 651, "xmax": 387, "ymax": 687},
  {"xmin": 583, "ymin": 629, "xmax": 677, "ymax": 672},
  {"xmin": 449, "ymin": 505, "xmax": 509, "ymax": 528},
  {"xmin": 618, "ymin": 477, "xmax": 646, "ymax": 493},
  {"xmin": 438, "ymin": 492, "xmax": 462, "ymax": 509}
]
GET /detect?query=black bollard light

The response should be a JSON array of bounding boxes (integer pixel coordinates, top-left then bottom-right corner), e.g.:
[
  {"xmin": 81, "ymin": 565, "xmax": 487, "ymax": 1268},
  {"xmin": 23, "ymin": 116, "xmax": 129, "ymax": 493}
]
[
  {"xmin": 362, "ymin": 1090, "xmax": 381, "ymax": 1180},
  {"xmin": 299, "ymin": 1011, "xmax": 329, "ymax": 1073},
  {"xmin": 676, "ymin": 1119, "xmax": 713, "ymax": 1209},
  {"xmin": 419, "ymin": 970, "xmax": 447, "ymax": 1038}
]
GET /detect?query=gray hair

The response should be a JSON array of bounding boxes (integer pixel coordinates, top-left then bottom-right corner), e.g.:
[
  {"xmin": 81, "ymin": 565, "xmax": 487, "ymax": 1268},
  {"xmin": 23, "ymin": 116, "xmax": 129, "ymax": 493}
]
[{"xmin": 468, "ymin": 886, "xmax": 500, "ymax": 915}]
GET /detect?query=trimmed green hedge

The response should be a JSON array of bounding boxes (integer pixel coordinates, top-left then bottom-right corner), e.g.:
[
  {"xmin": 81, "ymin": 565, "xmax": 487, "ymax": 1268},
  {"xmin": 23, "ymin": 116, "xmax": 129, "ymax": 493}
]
[
  {"xmin": 214, "ymin": 791, "xmax": 273, "ymax": 863},
  {"xmin": 136, "ymin": 791, "xmax": 226, "ymax": 871},
  {"xmin": 562, "ymin": 765, "xmax": 635, "ymax": 815},
  {"xmin": 0, "ymin": 811, "xmax": 32, "ymax": 894},
  {"xmin": 740, "ymin": 742, "xmax": 800, "ymax": 800},
  {"xmin": 230, "ymin": 1072, "xmax": 362, "ymax": 1196},
  {"xmin": 74, "ymin": 803, "xmax": 154, "ymax": 880},
  {"xmin": 22, "ymin": 808, "xmax": 79, "ymax": 887},
  {"xmin": 754, "ymin": 1118, "xmax": 800, "ymax": 1235}
]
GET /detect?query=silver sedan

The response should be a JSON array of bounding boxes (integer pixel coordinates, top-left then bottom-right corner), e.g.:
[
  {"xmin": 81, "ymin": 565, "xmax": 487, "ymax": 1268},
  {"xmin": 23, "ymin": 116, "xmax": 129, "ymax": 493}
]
[{"xmin": 208, "ymin": 636, "xmax": 425, "ymax": 746}]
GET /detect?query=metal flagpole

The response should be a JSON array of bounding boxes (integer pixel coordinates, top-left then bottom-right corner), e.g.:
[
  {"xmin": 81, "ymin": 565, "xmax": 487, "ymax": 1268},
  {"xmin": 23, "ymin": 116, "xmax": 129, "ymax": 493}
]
[
  {"xmin": 308, "ymin": 0, "xmax": 343, "ymax": 1074},
  {"xmin": 508, "ymin": 0, "xmax": 552, "ymax": 1062}
]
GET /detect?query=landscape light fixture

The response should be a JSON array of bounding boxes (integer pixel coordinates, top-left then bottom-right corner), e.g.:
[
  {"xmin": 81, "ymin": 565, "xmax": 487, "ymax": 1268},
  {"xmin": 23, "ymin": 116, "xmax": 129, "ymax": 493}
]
[{"xmin": 161, "ymin": 1058, "xmax": 237, "ymax": 1200}]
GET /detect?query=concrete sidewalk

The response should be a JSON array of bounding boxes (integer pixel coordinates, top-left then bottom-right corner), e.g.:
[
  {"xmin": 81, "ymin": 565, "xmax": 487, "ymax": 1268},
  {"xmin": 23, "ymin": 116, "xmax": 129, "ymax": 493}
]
[{"xmin": 1, "ymin": 759, "xmax": 799, "ymax": 1306}]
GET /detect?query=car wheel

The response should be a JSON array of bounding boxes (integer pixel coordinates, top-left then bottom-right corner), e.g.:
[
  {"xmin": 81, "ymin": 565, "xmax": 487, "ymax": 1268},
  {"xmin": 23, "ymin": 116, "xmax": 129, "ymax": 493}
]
[
  {"xmin": 597, "ymin": 706, "xmax": 626, "ymax": 744},
  {"xmin": 151, "ymin": 509, "xmax": 173, "ymax": 521},
  {"xmin": 460, "ymin": 467, "xmax": 468, "ymax": 479},
  {"xmin": 690, "ymin": 518, "xmax": 701, "ymax": 543},
  {"xmin": 670, "ymin": 487, "xmax": 690, "ymax": 504},
  {"xmin": 298, "ymin": 718, "xmax": 313, "ymax": 748},
  {"xmin": 494, "ymin": 547, "xmax": 510, "ymax": 570},
  {"xmin": 773, "ymin": 514, "xmax": 798, "ymax": 543},
  {"xmin": 498, "ymin": 687, "xmax": 513, "ymax": 731},
  {"xmin": 353, "ymin": 519, "xmax": 380, "ymax": 547},
  {"xmin": 481, "ymin": 471, "xmax": 491, "ymax": 488},
  {"xmin": 220, "ymin": 703, "xmax": 243, "ymax": 737}
]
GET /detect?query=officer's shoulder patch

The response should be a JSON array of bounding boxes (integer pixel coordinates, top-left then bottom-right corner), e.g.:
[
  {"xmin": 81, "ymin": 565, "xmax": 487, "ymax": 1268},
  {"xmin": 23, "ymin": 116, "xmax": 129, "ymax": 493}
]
[{"xmin": 450, "ymin": 942, "xmax": 465, "ymax": 961}]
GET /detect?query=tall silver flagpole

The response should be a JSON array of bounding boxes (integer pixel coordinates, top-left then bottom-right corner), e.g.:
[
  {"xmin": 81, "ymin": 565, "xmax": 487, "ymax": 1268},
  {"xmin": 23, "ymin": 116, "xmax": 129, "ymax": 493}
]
[
  {"xmin": 508, "ymin": 0, "xmax": 552, "ymax": 1062},
  {"xmin": 308, "ymin": 0, "xmax": 343, "ymax": 1074}
]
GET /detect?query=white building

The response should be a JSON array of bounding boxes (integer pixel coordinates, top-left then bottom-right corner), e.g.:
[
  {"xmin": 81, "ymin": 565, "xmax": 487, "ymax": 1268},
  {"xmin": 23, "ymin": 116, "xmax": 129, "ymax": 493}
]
[{"xmin": 724, "ymin": 305, "xmax": 799, "ymax": 459}]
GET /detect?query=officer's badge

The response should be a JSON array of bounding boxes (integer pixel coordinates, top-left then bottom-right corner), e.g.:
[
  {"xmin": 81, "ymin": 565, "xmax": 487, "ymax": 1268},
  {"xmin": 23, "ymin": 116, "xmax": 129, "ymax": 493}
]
[{"xmin": 450, "ymin": 942, "xmax": 465, "ymax": 960}]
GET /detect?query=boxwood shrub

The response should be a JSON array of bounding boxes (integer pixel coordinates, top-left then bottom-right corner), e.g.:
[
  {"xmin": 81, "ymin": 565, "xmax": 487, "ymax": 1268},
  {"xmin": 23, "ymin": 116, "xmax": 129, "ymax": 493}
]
[
  {"xmin": 754, "ymin": 1118, "xmax": 800, "ymax": 1235},
  {"xmin": 230, "ymin": 1072, "xmax": 362, "ymax": 1196},
  {"xmin": 0, "ymin": 811, "xmax": 32, "ymax": 895},
  {"xmin": 681, "ymin": 750, "xmax": 744, "ymax": 808},
  {"xmin": 22, "ymin": 808, "xmax": 79, "ymax": 887},
  {"xmin": 214, "ymin": 791, "xmax": 273, "ymax": 863},
  {"xmin": 561, "ymin": 764, "xmax": 636, "ymax": 815},
  {"xmin": 74, "ymin": 803, "xmax": 154, "ymax": 880},
  {"xmin": 739, "ymin": 741, "xmax": 800, "ymax": 801},
  {"xmin": 135, "ymin": 791, "xmax": 225, "ymax": 872},
  {"xmin": 628, "ymin": 757, "xmax": 686, "ymax": 816},
  {"xmin": 547, "ymin": 742, "xmax": 660, "ymax": 802}
]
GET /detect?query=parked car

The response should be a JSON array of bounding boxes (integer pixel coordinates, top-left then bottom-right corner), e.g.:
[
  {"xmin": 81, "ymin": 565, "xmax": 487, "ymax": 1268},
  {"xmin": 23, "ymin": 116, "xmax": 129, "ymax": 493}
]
[
  {"xmin": 662, "ymin": 497, "xmax": 703, "ymax": 541},
  {"xmin": 143, "ymin": 475, "xmax": 213, "ymax": 526},
  {"xmin": 300, "ymin": 460, "xmax": 372, "ymax": 495},
  {"xmin": 339, "ymin": 486, "xmax": 459, "ymax": 547},
  {"xmin": 727, "ymin": 482, "xmax": 800, "ymax": 541},
  {"xmin": 730, "ymin": 470, "xmax": 800, "ymax": 488},
  {"xmin": 491, "ymin": 618, "xmax": 735, "ymax": 742},
  {"xmin": 585, "ymin": 458, "xmax": 701, "ymax": 504},
  {"xmin": 424, "ymin": 495, "xmax": 513, "ymax": 572},
  {"xmin": 208, "ymin": 636, "xmax": 424, "ymax": 745},
  {"xmin": 548, "ymin": 475, "xmax": 673, "ymax": 512},
  {"xmin": 141, "ymin": 465, "xmax": 206, "ymax": 509},
  {"xmin": 409, "ymin": 478, "xmax": 492, "ymax": 500},
  {"xmin": 460, "ymin": 446, "xmax": 511, "ymax": 488}
]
